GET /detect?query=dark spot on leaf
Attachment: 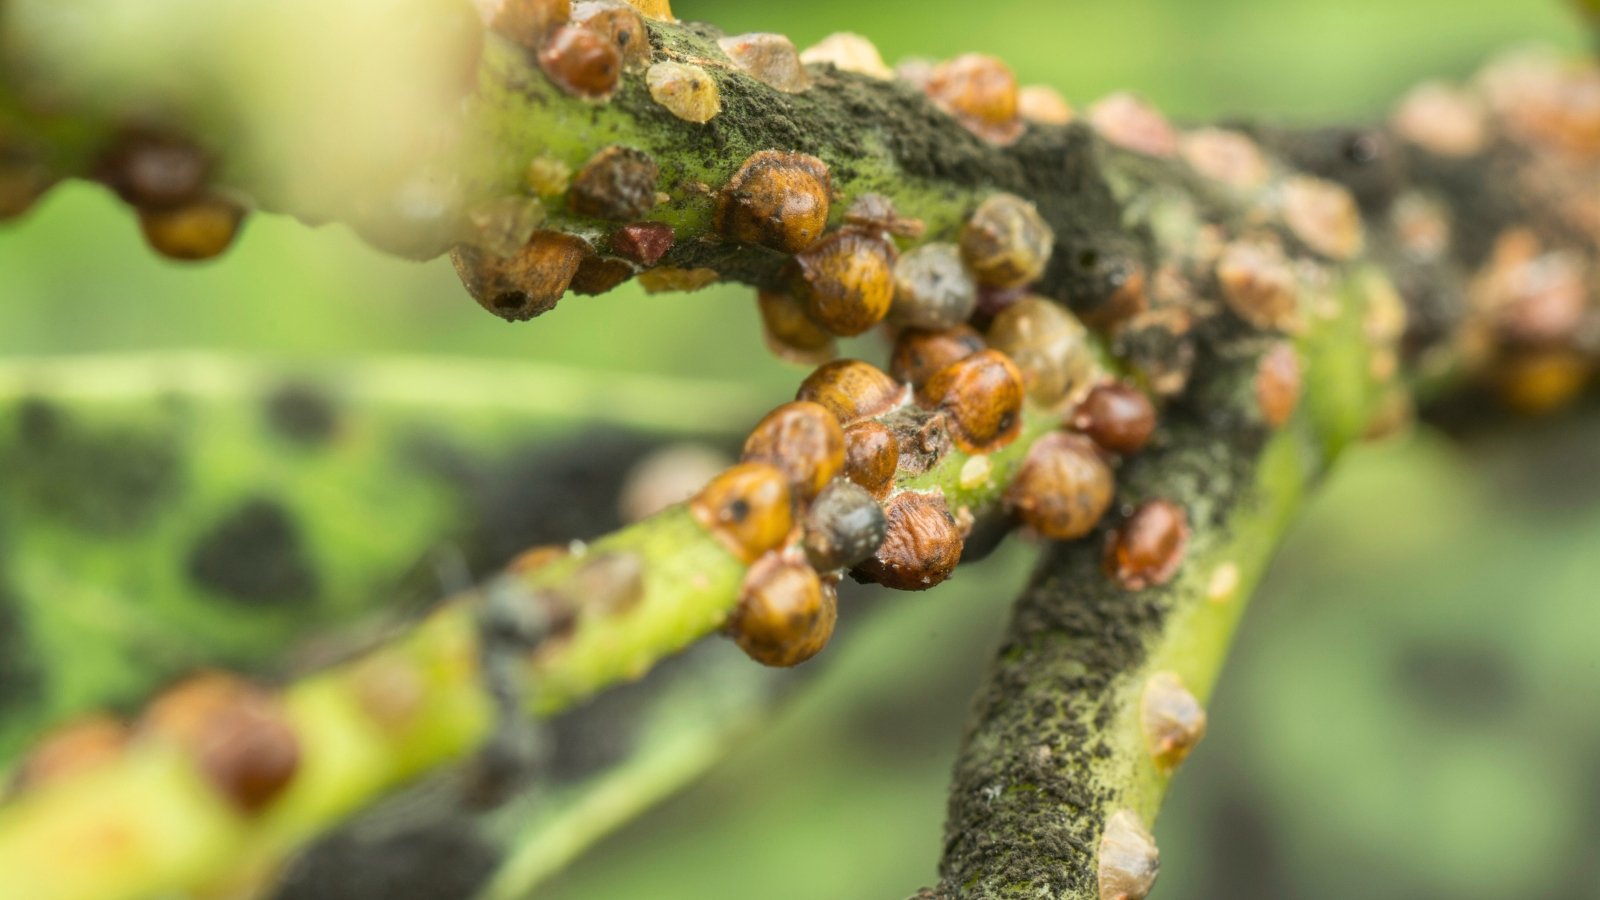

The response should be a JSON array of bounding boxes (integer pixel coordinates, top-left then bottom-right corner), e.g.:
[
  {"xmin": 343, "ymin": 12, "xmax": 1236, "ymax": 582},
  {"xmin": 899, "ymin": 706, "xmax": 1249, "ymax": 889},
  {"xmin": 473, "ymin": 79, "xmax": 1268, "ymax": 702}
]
[
  {"xmin": 0, "ymin": 576, "xmax": 44, "ymax": 719},
  {"xmin": 187, "ymin": 498, "xmax": 319, "ymax": 606},
  {"xmin": 1393, "ymin": 640, "xmax": 1520, "ymax": 720},
  {"xmin": 265, "ymin": 383, "xmax": 339, "ymax": 446},
  {"xmin": 3, "ymin": 401, "xmax": 184, "ymax": 534}
]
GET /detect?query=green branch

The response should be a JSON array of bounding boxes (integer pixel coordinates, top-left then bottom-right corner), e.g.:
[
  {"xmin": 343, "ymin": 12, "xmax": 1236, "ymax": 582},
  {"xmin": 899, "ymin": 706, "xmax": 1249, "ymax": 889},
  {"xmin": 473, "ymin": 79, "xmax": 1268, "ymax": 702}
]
[{"xmin": 3, "ymin": 2, "xmax": 1599, "ymax": 899}]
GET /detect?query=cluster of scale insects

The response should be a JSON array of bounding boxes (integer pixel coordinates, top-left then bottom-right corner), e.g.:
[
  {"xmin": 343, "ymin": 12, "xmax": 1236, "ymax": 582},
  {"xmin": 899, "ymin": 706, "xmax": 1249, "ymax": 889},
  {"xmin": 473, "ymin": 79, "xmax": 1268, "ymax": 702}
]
[{"xmin": 2, "ymin": 4, "xmax": 1598, "ymax": 897}]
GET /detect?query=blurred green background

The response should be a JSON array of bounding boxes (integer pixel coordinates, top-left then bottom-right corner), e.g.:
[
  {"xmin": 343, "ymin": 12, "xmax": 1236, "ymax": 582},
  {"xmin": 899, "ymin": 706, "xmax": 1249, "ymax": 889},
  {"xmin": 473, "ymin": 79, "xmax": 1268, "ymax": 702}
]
[{"xmin": 2, "ymin": 0, "xmax": 1596, "ymax": 897}]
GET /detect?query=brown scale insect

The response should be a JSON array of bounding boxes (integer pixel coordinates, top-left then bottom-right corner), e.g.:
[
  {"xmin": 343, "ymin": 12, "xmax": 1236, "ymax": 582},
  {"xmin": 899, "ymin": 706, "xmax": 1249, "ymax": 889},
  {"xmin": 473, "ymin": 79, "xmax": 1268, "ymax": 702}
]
[
  {"xmin": 802, "ymin": 479, "xmax": 888, "ymax": 572},
  {"xmin": 1088, "ymin": 92, "xmax": 1179, "ymax": 158},
  {"xmin": 728, "ymin": 552, "xmax": 837, "ymax": 667},
  {"xmin": 1140, "ymin": 671, "xmax": 1208, "ymax": 772},
  {"xmin": 97, "ymin": 129, "xmax": 211, "ymax": 211},
  {"xmin": 841, "ymin": 420, "xmax": 900, "ymax": 498},
  {"xmin": 1018, "ymin": 85, "xmax": 1074, "ymax": 126},
  {"xmin": 571, "ymin": 0, "xmax": 650, "ymax": 69},
  {"xmin": 507, "ymin": 543, "xmax": 572, "ymax": 574},
  {"xmin": 571, "ymin": 550, "xmax": 647, "ymax": 615},
  {"xmin": 853, "ymin": 490, "xmax": 963, "ymax": 591},
  {"xmin": 796, "ymin": 359, "xmax": 906, "ymax": 425},
  {"xmin": 141, "ymin": 672, "xmax": 301, "ymax": 813},
  {"xmin": 757, "ymin": 289, "xmax": 836, "ymax": 365},
  {"xmin": 618, "ymin": 442, "xmax": 730, "ymax": 523},
  {"xmin": 961, "ymin": 193, "xmax": 1054, "ymax": 289},
  {"xmin": 985, "ymin": 296, "xmax": 1096, "ymax": 406},
  {"xmin": 1391, "ymin": 82, "xmax": 1488, "ymax": 157},
  {"xmin": 1005, "ymin": 432, "xmax": 1114, "ymax": 540},
  {"xmin": 717, "ymin": 150, "xmax": 831, "ymax": 254},
  {"xmin": 1073, "ymin": 382, "xmax": 1157, "ymax": 456},
  {"xmin": 646, "ymin": 61, "xmax": 721, "ymax": 124},
  {"xmin": 7, "ymin": 715, "xmax": 130, "ymax": 795},
  {"xmin": 570, "ymin": 255, "xmax": 635, "ymax": 295},
  {"xmin": 689, "ymin": 462, "xmax": 793, "ymax": 564},
  {"xmin": 623, "ymin": 0, "xmax": 672, "ymax": 20},
  {"xmin": 1279, "ymin": 176, "xmax": 1365, "ymax": 261},
  {"xmin": 741, "ymin": 401, "xmax": 847, "ymax": 503},
  {"xmin": 466, "ymin": 196, "xmax": 547, "ymax": 259},
  {"xmin": 1255, "ymin": 342, "xmax": 1303, "ymax": 428},
  {"xmin": 844, "ymin": 193, "xmax": 925, "ymax": 239},
  {"xmin": 538, "ymin": 24, "xmax": 623, "ymax": 100},
  {"xmin": 1179, "ymin": 128, "xmax": 1271, "ymax": 190},
  {"xmin": 1098, "ymin": 809, "xmax": 1161, "ymax": 900},
  {"xmin": 890, "ymin": 325, "xmax": 985, "ymax": 389},
  {"xmin": 568, "ymin": 146, "xmax": 659, "ymax": 222},
  {"xmin": 1215, "ymin": 238, "xmax": 1299, "ymax": 331},
  {"xmin": 525, "ymin": 156, "xmax": 573, "ymax": 198},
  {"xmin": 1105, "ymin": 499, "xmax": 1190, "ymax": 590},
  {"xmin": 452, "ymin": 230, "xmax": 588, "ymax": 321},
  {"xmin": 890, "ymin": 242, "xmax": 978, "ymax": 330},
  {"xmin": 610, "ymin": 222, "xmax": 674, "ymax": 266},
  {"xmin": 796, "ymin": 230, "xmax": 897, "ymax": 336},
  {"xmin": 138, "ymin": 195, "xmax": 245, "ymax": 262},
  {"xmin": 924, "ymin": 54, "xmax": 1024, "ymax": 145},
  {"xmin": 800, "ymin": 33, "xmax": 893, "ymax": 80},
  {"xmin": 489, "ymin": 0, "xmax": 571, "ymax": 49},
  {"xmin": 719, "ymin": 33, "xmax": 811, "ymax": 93},
  {"xmin": 917, "ymin": 349, "xmax": 1025, "ymax": 454}
]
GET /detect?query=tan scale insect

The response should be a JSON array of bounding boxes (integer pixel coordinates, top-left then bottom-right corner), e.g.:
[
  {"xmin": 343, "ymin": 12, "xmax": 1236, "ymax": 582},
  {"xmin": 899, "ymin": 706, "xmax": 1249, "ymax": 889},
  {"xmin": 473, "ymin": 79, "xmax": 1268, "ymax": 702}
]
[
  {"xmin": 961, "ymin": 193, "xmax": 1055, "ymax": 289},
  {"xmin": 1005, "ymin": 431, "xmax": 1114, "ymax": 540},
  {"xmin": 717, "ymin": 150, "xmax": 832, "ymax": 254},
  {"xmin": 1140, "ymin": 671, "xmax": 1207, "ymax": 771},
  {"xmin": 646, "ymin": 61, "xmax": 722, "ymax": 123},
  {"xmin": 451, "ymin": 230, "xmax": 589, "ymax": 321},
  {"xmin": 571, "ymin": 0, "xmax": 650, "ymax": 70},
  {"xmin": 757, "ymin": 289, "xmax": 837, "ymax": 365},
  {"xmin": 1098, "ymin": 809, "xmax": 1160, "ymax": 900},
  {"xmin": 1088, "ymin": 92, "xmax": 1179, "ymax": 158},
  {"xmin": 689, "ymin": 462, "xmax": 794, "ymax": 564},
  {"xmin": 924, "ymin": 54, "xmax": 1024, "ymax": 145},
  {"xmin": 729, "ymin": 552, "xmax": 837, "ymax": 667},
  {"xmin": 797, "ymin": 230, "xmax": 897, "ymax": 336},
  {"xmin": 985, "ymin": 296, "xmax": 1096, "ymax": 406},
  {"xmin": 841, "ymin": 420, "xmax": 900, "ymax": 498},
  {"xmin": 799, "ymin": 33, "xmax": 893, "ymax": 80},
  {"xmin": 796, "ymin": 359, "xmax": 907, "ymax": 425},
  {"xmin": 140, "ymin": 672, "xmax": 301, "ymax": 814},
  {"xmin": 741, "ymin": 401, "xmax": 847, "ymax": 503},
  {"xmin": 890, "ymin": 325, "xmax": 986, "ymax": 389},
  {"xmin": 917, "ymin": 349, "xmax": 1026, "ymax": 454},
  {"xmin": 138, "ymin": 195, "xmax": 245, "ymax": 262},
  {"xmin": 1255, "ymin": 341, "xmax": 1303, "ymax": 428},
  {"xmin": 718, "ymin": 33, "xmax": 811, "ymax": 93}
]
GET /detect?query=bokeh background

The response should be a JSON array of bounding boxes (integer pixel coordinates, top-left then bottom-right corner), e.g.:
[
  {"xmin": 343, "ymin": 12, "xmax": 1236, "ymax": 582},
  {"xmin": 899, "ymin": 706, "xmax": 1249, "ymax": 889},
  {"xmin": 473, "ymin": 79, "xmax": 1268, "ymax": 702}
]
[{"xmin": 2, "ymin": 0, "xmax": 1596, "ymax": 897}]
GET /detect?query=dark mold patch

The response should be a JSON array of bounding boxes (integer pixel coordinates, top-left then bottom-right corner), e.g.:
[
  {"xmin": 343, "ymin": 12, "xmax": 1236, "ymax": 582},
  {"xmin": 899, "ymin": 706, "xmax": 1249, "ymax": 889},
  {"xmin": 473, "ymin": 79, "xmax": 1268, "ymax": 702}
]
[
  {"xmin": 1393, "ymin": 641, "xmax": 1520, "ymax": 721},
  {"xmin": 186, "ymin": 498, "xmax": 319, "ymax": 606},
  {"xmin": 272, "ymin": 819, "xmax": 500, "ymax": 900},
  {"xmin": 407, "ymin": 427, "xmax": 738, "ymax": 575},
  {"xmin": 265, "ymin": 383, "xmax": 340, "ymax": 447},
  {"xmin": 0, "ymin": 576, "xmax": 44, "ymax": 717},
  {"xmin": 3, "ymin": 400, "xmax": 185, "ymax": 534},
  {"xmin": 938, "ymin": 357, "xmax": 1268, "ymax": 896}
]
